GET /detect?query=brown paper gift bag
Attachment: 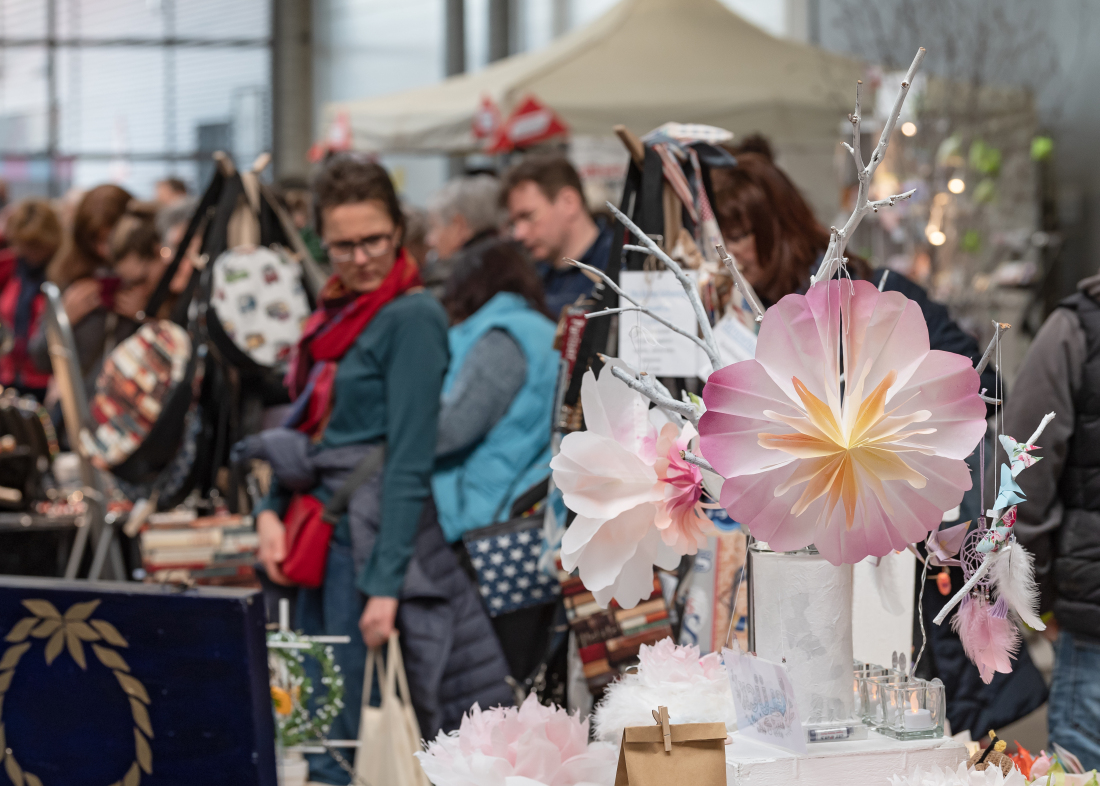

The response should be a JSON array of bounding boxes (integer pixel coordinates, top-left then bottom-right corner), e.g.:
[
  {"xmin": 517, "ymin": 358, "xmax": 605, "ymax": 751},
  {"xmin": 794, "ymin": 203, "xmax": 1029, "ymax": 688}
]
[{"xmin": 614, "ymin": 716, "xmax": 727, "ymax": 786}]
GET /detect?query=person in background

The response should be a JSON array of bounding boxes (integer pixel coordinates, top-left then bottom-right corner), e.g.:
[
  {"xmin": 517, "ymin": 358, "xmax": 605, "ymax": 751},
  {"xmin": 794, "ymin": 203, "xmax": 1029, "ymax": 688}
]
[
  {"xmin": 156, "ymin": 197, "xmax": 201, "ymax": 306},
  {"xmin": 402, "ymin": 202, "xmax": 430, "ymax": 270},
  {"xmin": 278, "ymin": 177, "xmax": 327, "ymax": 266},
  {"xmin": 0, "ymin": 200, "xmax": 62, "ymax": 399},
  {"xmin": 423, "ymin": 175, "xmax": 501, "ymax": 296},
  {"xmin": 501, "ymin": 155, "xmax": 612, "ymax": 319},
  {"xmin": 252, "ymin": 155, "xmax": 510, "ymax": 779},
  {"xmin": 434, "ymin": 237, "xmax": 559, "ymax": 538},
  {"xmin": 31, "ymin": 194, "xmax": 159, "ymax": 399},
  {"xmin": 999, "ymin": 272, "xmax": 1100, "ymax": 769},
  {"xmin": 154, "ymin": 177, "xmax": 188, "ymax": 208},
  {"xmin": 433, "ymin": 237, "xmax": 560, "ymax": 680},
  {"xmin": 710, "ymin": 144, "xmax": 1043, "ymax": 736}
]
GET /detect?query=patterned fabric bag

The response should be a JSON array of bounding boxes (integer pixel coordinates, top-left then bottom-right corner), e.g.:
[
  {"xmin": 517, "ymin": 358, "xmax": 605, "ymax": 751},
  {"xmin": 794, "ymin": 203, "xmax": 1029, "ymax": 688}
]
[
  {"xmin": 462, "ymin": 513, "xmax": 561, "ymax": 617},
  {"xmin": 86, "ymin": 320, "xmax": 198, "ymax": 484},
  {"xmin": 207, "ymin": 245, "xmax": 312, "ymax": 373}
]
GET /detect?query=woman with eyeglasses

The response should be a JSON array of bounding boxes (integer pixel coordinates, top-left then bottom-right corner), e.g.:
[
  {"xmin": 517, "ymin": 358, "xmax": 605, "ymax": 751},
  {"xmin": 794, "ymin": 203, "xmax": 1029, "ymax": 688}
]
[{"xmin": 250, "ymin": 156, "xmax": 510, "ymax": 775}]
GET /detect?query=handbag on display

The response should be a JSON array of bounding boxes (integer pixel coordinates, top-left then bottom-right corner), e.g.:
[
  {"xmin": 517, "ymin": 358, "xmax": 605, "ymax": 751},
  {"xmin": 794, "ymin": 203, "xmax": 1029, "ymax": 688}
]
[
  {"xmin": 207, "ymin": 245, "xmax": 312, "ymax": 374},
  {"xmin": 0, "ymin": 394, "xmax": 56, "ymax": 509},
  {"xmin": 356, "ymin": 633, "xmax": 430, "ymax": 786},
  {"xmin": 461, "ymin": 478, "xmax": 561, "ymax": 617},
  {"xmin": 85, "ymin": 320, "xmax": 199, "ymax": 485}
]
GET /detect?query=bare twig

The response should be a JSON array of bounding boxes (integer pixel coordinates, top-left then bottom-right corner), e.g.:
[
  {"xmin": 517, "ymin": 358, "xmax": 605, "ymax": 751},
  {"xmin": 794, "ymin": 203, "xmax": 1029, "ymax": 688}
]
[
  {"xmin": 585, "ymin": 305, "xmax": 715, "ymax": 359},
  {"xmin": 979, "ymin": 393, "xmax": 1002, "ymax": 406},
  {"xmin": 572, "ymin": 264, "xmax": 717, "ymax": 362},
  {"xmin": 975, "ymin": 321, "xmax": 1010, "ymax": 375},
  {"xmin": 715, "ymin": 244, "xmax": 766, "ymax": 322},
  {"xmin": 681, "ymin": 450, "xmax": 715, "ymax": 473},
  {"xmin": 812, "ymin": 48, "xmax": 927, "ymax": 286},
  {"xmin": 609, "ymin": 366, "xmax": 700, "ymax": 425},
  {"xmin": 606, "ymin": 202, "xmax": 722, "ymax": 371}
]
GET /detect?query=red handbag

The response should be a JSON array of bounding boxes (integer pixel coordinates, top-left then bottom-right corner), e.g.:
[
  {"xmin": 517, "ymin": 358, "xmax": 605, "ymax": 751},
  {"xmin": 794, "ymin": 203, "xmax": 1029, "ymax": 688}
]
[
  {"xmin": 276, "ymin": 444, "xmax": 386, "ymax": 588},
  {"xmin": 282, "ymin": 493, "xmax": 331, "ymax": 588}
]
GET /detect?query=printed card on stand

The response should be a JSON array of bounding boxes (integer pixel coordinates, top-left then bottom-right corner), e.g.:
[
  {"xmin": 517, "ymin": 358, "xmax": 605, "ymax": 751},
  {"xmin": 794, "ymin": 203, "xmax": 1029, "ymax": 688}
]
[{"xmin": 722, "ymin": 647, "xmax": 806, "ymax": 754}]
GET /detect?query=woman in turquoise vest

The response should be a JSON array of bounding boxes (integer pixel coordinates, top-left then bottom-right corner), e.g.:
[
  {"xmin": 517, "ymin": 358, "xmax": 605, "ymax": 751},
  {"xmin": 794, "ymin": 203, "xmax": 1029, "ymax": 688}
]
[{"xmin": 433, "ymin": 238, "xmax": 560, "ymax": 541}]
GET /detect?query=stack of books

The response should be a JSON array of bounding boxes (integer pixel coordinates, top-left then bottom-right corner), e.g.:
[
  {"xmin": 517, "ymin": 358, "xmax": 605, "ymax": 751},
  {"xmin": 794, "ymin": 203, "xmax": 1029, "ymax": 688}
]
[
  {"xmin": 140, "ymin": 511, "xmax": 260, "ymax": 587},
  {"xmin": 561, "ymin": 571, "xmax": 672, "ymax": 694}
]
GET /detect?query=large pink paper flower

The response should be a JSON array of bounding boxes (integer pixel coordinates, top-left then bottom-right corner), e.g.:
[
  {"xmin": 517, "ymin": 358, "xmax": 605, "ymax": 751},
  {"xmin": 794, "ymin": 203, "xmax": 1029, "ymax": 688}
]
[
  {"xmin": 551, "ymin": 362, "xmax": 709, "ymax": 609},
  {"xmin": 699, "ymin": 279, "xmax": 985, "ymax": 565},
  {"xmin": 416, "ymin": 694, "xmax": 617, "ymax": 786}
]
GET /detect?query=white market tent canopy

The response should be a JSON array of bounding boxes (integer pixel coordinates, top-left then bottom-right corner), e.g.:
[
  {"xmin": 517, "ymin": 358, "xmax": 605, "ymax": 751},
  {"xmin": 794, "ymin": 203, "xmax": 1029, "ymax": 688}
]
[{"xmin": 322, "ymin": 0, "xmax": 866, "ymax": 216}]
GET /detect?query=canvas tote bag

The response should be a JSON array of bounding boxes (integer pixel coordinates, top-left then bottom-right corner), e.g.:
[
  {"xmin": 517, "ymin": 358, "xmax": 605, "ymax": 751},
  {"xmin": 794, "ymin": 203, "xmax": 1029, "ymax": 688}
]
[{"xmin": 356, "ymin": 633, "xmax": 430, "ymax": 786}]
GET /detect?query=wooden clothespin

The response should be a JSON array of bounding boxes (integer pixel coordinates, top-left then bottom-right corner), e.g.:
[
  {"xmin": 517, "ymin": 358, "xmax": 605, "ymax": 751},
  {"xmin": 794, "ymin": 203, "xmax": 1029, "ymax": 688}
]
[{"xmin": 651, "ymin": 706, "xmax": 671, "ymax": 753}]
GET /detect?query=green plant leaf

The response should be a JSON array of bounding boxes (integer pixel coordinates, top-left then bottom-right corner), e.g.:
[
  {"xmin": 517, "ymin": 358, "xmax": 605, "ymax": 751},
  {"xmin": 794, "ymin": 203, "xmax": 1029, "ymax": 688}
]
[
  {"xmin": 960, "ymin": 230, "xmax": 982, "ymax": 254},
  {"xmin": 1031, "ymin": 136, "xmax": 1054, "ymax": 162}
]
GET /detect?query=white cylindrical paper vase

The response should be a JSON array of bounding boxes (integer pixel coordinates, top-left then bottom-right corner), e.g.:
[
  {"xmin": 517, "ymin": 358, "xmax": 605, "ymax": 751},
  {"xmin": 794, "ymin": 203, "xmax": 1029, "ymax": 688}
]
[{"xmin": 750, "ymin": 544, "xmax": 855, "ymax": 725}]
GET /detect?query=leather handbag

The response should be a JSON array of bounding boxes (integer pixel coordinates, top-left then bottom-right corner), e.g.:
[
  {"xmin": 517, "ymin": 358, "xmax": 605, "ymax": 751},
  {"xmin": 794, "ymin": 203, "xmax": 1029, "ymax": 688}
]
[{"xmin": 279, "ymin": 444, "xmax": 385, "ymax": 588}]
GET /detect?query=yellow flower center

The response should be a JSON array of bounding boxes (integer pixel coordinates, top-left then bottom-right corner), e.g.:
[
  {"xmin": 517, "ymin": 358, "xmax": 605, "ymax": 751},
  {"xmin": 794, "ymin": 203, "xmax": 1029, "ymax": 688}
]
[{"xmin": 758, "ymin": 366, "xmax": 935, "ymax": 529}]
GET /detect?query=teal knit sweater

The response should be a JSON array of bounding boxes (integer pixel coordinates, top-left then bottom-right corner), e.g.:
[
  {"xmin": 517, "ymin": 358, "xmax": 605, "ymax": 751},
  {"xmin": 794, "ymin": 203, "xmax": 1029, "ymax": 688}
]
[{"xmin": 256, "ymin": 291, "xmax": 449, "ymax": 597}]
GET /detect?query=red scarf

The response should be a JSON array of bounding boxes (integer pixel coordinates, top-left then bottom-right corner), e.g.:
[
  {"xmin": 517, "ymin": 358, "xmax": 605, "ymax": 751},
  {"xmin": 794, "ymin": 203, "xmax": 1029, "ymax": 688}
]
[{"xmin": 287, "ymin": 250, "xmax": 421, "ymax": 435}]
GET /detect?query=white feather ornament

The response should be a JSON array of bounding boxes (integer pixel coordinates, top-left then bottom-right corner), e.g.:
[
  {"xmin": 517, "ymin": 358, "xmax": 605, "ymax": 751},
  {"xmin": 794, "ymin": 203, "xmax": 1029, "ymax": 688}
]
[
  {"xmin": 990, "ymin": 541, "xmax": 1046, "ymax": 631},
  {"xmin": 591, "ymin": 639, "xmax": 737, "ymax": 743}
]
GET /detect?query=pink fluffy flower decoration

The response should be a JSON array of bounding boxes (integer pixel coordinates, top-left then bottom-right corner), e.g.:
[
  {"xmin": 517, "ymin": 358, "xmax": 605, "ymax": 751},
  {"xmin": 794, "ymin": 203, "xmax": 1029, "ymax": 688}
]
[
  {"xmin": 416, "ymin": 694, "xmax": 617, "ymax": 786},
  {"xmin": 699, "ymin": 279, "xmax": 986, "ymax": 565},
  {"xmin": 551, "ymin": 362, "xmax": 709, "ymax": 609}
]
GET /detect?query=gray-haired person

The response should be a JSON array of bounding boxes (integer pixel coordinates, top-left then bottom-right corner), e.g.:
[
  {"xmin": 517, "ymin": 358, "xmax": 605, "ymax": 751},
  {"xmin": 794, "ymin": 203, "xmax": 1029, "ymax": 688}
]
[{"xmin": 424, "ymin": 174, "xmax": 502, "ymax": 296}]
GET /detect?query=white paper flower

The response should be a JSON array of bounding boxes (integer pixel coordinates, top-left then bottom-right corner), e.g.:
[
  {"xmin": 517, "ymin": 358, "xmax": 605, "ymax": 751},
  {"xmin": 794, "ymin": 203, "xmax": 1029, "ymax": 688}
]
[
  {"xmin": 888, "ymin": 762, "xmax": 1026, "ymax": 786},
  {"xmin": 551, "ymin": 361, "xmax": 701, "ymax": 609}
]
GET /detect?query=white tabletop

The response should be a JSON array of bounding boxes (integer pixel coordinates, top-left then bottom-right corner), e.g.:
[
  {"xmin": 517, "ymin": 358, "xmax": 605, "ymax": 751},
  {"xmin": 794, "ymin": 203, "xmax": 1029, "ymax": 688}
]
[{"xmin": 726, "ymin": 730, "xmax": 968, "ymax": 786}]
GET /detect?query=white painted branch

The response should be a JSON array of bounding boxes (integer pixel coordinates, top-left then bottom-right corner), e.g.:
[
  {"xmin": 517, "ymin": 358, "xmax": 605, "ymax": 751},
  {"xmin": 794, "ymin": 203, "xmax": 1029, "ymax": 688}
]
[
  {"xmin": 975, "ymin": 321, "xmax": 1010, "ymax": 375},
  {"xmin": 566, "ymin": 257, "xmax": 640, "ymax": 308},
  {"xmin": 933, "ymin": 549, "xmax": 1000, "ymax": 626},
  {"xmin": 868, "ymin": 188, "xmax": 917, "ymax": 212},
  {"xmin": 878, "ymin": 269, "xmax": 890, "ymax": 291},
  {"xmin": 609, "ymin": 365, "xmax": 700, "ymax": 425},
  {"xmin": 681, "ymin": 450, "xmax": 715, "ymax": 473},
  {"xmin": 1026, "ymin": 411, "xmax": 1056, "ymax": 447},
  {"xmin": 979, "ymin": 393, "xmax": 1002, "ymax": 406},
  {"xmin": 587, "ymin": 305, "xmax": 716, "ymax": 358},
  {"xmin": 606, "ymin": 202, "xmax": 722, "ymax": 370},
  {"xmin": 812, "ymin": 48, "xmax": 926, "ymax": 287},
  {"xmin": 715, "ymin": 244, "xmax": 766, "ymax": 322}
]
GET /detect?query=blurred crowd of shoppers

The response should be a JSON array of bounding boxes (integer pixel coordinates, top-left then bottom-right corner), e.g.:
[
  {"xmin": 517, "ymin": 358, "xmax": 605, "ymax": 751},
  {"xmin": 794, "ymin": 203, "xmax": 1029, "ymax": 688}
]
[{"xmin": 1, "ymin": 137, "xmax": 1086, "ymax": 778}]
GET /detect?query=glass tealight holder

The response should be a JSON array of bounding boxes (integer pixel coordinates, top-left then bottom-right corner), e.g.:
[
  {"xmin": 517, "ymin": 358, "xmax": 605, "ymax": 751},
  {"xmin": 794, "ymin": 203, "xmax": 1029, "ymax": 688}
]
[
  {"xmin": 880, "ymin": 678, "xmax": 945, "ymax": 740},
  {"xmin": 859, "ymin": 672, "xmax": 906, "ymax": 728},
  {"xmin": 853, "ymin": 665, "xmax": 888, "ymax": 720}
]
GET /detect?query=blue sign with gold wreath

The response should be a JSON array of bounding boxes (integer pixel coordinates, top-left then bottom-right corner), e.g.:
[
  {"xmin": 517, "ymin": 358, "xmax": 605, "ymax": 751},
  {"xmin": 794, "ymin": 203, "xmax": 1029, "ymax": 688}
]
[{"xmin": 0, "ymin": 576, "xmax": 275, "ymax": 786}]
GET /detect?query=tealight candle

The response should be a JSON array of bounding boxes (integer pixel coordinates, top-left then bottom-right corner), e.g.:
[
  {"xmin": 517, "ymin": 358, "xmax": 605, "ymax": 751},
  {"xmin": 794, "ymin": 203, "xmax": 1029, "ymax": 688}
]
[{"xmin": 903, "ymin": 708, "xmax": 933, "ymax": 730}]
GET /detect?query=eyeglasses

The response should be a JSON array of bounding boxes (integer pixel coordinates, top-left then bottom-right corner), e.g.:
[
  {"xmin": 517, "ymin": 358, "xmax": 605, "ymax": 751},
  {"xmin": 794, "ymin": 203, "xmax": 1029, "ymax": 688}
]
[{"xmin": 324, "ymin": 232, "xmax": 395, "ymax": 263}]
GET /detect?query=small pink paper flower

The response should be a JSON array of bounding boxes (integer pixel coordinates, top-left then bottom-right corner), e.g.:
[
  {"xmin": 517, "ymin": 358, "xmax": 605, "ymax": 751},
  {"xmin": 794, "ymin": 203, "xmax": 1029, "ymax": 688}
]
[
  {"xmin": 551, "ymin": 362, "xmax": 709, "ymax": 609},
  {"xmin": 699, "ymin": 279, "xmax": 986, "ymax": 565},
  {"xmin": 654, "ymin": 423, "xmax": 710, "ymax": 554},
  {"xmin": 416, "ymin": 695, "xmax": 617, "ymax": 786}
]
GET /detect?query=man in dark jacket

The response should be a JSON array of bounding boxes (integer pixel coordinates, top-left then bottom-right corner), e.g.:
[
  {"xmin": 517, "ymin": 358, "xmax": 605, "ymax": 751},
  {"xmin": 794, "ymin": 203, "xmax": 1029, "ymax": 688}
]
[
  {"xmin": 999, "ymin": 272, "xmax": 1100, "ymax": 769},
  {"xmin": 501, "ymin": 155, "xmax": 613, "ymax": 319}
]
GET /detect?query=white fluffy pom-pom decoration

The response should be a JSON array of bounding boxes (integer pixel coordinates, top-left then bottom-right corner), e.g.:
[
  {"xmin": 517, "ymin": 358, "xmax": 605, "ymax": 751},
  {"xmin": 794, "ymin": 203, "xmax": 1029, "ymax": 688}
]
[{"xmin": 591, "ymin": 638, "xmax": 736, "ymax": 743}]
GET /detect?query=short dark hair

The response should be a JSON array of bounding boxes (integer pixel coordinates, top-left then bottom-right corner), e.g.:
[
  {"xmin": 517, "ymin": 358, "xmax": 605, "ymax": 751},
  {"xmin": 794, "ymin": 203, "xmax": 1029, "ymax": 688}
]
[
  {"xmin": 108, "ymin": 201, "xmax": 160, "ymax": 264},
  {"xmin": 441, "ymin": 237, "xmax": 549, "ymax": 323},
  {"xmin": 500, "ymin": 154, "xmax": 586, "ymax": 209},
  {"xmin": 311, "ymin": 154, "xmax": 405, "ymax": 242}
]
